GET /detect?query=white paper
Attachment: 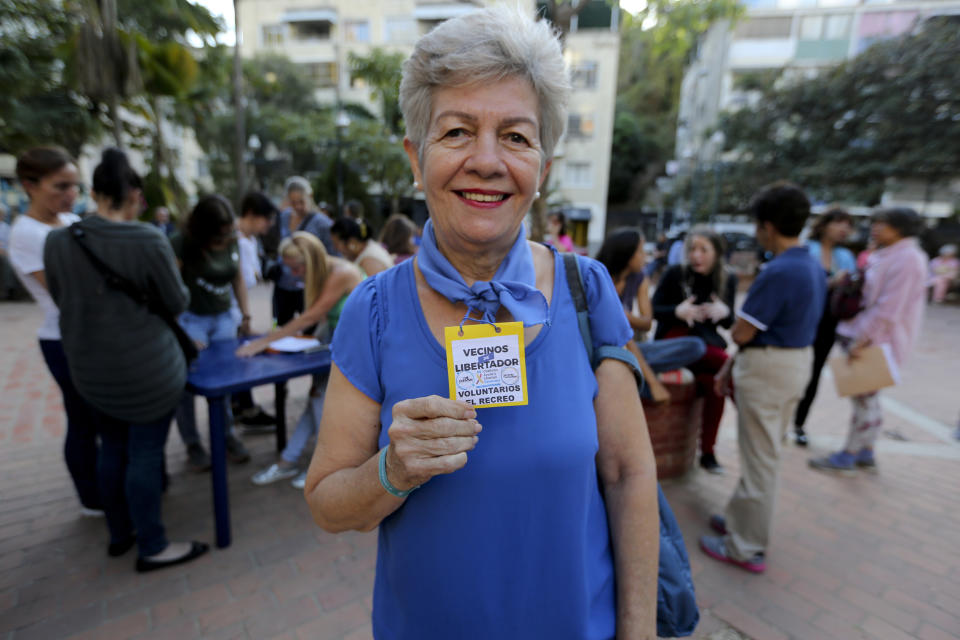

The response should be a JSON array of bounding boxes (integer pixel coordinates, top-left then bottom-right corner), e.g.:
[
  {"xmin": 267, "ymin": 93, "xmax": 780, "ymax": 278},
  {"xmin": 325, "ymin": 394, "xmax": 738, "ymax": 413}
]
[
  {"xmin": 267, "ymin": 336, "xmax": 323, "ymax": 353},
  {"xmin": 879, "ymin": 343, "xmax": 901, "ymax": 385}
]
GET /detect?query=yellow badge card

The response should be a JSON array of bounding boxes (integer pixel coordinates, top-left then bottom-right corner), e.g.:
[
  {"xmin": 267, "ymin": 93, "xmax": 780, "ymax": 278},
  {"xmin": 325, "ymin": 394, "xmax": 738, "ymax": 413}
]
[{"xmin": 445, "ymin": 321, "xmax": 528, "ymax": 408}]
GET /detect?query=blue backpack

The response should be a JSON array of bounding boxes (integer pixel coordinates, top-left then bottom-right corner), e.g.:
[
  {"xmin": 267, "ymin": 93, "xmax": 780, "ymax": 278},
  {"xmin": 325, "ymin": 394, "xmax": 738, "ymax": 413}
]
[{"xmin": 563, "ymin": 253, "xmax": 699, "ymax": 638}]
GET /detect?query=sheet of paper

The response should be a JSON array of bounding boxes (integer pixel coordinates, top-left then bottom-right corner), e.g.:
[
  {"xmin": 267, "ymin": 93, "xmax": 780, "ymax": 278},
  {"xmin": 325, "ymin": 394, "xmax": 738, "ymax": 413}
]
[
  {"xmin": 267, "ymin": 336, "xmax": 323, "ymax": 353},
  {"xmin": 828, "ymin": 343, "xmax": 897, "ymax": 397}
]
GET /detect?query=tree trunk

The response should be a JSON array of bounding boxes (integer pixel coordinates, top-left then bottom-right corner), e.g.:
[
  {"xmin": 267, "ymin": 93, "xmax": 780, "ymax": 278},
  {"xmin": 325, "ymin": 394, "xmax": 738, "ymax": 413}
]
[{"xmin": 232, "ymin": 0, "xmax": 246, "ymax": 205}]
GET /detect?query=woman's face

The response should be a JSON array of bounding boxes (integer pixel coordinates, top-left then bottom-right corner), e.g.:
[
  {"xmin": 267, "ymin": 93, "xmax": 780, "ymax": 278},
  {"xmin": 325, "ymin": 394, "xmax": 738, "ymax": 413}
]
[
  {"xmin": 825, "ymin": 219, "xmax": 852, "ymax": 244},
  {"xmin": 627, "ymin": 240, "xmax": 646, "ymax": 274},
  {"xmin": 404, "ymin": 76, "xmax": 549, "ymax": 254},
  {"xmin": 289, "ymin": 190, "xmax": 308, "ymax": 217},
  {"xmin": 332, "ymin": 235, "xmax": 361, "ymax": 260},
  {"xmin": 687, "ymin": 235, "xmax": 717, "ymax": 275},
  {"xmin": 283, "ymin": 256, "xmax": 305, "ymax": 279},
  {"xmin": 870, "ymin": 221, "xmax": 901, "ymax": 248},
  {"xmin": 547, "ymin": 216, "xmax": 561, "ymax": 235},
  {"xmin": 25, "ymin": 164, "xmax": 80, "ymax": 216}
]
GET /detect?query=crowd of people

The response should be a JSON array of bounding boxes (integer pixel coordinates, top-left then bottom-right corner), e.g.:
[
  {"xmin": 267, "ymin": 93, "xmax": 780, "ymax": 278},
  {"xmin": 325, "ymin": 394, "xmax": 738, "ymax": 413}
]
[{"xmin": 1, "ymin": 4, "xmax": 951, "ymax": 636}]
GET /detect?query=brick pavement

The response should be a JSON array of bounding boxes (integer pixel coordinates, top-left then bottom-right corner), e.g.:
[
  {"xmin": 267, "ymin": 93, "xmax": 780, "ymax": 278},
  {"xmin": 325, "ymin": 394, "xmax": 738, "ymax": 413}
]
[{"xmin": 1, "ymin": 285, "xmax": 958, "ymax": 640}]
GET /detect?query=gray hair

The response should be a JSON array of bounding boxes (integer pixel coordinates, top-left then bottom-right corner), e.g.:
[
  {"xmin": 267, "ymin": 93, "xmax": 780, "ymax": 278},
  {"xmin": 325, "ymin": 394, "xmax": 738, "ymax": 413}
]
[
  {"xmin": 284, "ymin": 176, "xmax": 312, "ymax": 196},
  {"xmin": 399, "ymin": 5, "xmax": 570, "ymax": 161}
]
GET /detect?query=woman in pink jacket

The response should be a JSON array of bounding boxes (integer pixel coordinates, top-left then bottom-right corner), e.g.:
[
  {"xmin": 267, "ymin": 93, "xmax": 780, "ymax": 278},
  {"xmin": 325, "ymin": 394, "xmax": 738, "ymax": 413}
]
[{"xmin": 809, "ymin": 208, "xmax": 928, "ymax": 473}]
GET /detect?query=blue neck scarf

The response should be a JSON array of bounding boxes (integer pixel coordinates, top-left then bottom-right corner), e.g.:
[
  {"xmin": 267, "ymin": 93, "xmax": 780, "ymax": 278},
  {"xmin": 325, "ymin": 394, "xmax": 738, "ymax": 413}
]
[{"xmin": 417, "ymin": 219, "xmax": 549, "ymax": 328}]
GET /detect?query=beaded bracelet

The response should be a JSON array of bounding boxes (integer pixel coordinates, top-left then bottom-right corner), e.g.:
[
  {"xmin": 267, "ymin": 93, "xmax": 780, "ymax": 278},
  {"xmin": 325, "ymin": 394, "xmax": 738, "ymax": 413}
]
[{"xmin": 378, "ymin": 446, "xmax": 418, "ymax": 498}]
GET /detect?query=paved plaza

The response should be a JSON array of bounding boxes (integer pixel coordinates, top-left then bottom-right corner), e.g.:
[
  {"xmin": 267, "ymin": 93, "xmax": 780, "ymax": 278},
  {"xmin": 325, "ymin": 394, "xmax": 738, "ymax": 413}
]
[{"xmin": 1, "ymin": 284, "xmax": 958, "ymax": 640}]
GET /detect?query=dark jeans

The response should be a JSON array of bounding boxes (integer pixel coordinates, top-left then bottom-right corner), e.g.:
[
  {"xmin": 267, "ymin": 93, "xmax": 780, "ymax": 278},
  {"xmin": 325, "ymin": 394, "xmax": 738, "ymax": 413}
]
[
  {"xmin": 273, "ymin": 286, "xmax": 304, "ymax": 325},
  {"xmin": 95, "ymin": 409, "xmax": 172, "ymax": 557},
  {"xmin": 38, "ymin": 339, "xmax": 101, "ymax": 510},
  {"xmin": 794, "ymin": 309, "xmax": 839, "ymax": 429}
]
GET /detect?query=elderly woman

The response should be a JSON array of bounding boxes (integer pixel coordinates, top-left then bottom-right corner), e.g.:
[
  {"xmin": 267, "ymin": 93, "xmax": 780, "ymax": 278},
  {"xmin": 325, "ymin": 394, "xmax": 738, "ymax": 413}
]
[
  {"xmin": 303, "ymin": 7, "xmax": 658, "ymax": 638},
  {"xmin": 809, "ymin": 208, "xmax": 928, "ymax": 473}
]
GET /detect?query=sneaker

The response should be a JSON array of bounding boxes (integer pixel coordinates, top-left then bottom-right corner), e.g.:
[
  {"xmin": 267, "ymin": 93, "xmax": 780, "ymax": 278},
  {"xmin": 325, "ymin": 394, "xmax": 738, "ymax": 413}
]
[
  {"xmin": 709, "ymin": 514, "xmax": 727, "ymax": 535},
  {"xmin": 699, "ymin": 535, "xmax": 766, "ymax": 573},
  {"xmin": 80, "ymin": 507, "xmax": 105, "ymax": 518},
  {"xmin": 854, "ymin": 448, "xmax": 877, "ymax": 472},
  {"xmin": 291, "ymin": 470, "xmax": 308, "ymax": 490},
  {"xmin": 225, "ymin": 434, "xmax": 251, "ymax": 464},
  {"xmin": 252, "ymin": 463, "xmax": 299, "ymax": 486},
  {"xmin": 186, "ymin": 443, "xmax": 211, "ymax": 472},
  {"xmin": 238, "ymin": 407, "xmax": 276, "ymax": 427},
  {"xmin": 699, "ymin": 453, "xmax": 725, "ymax": 475},
  {"xmin": 808, "ymin": 450, "xmax": 856, "ymax": 475},
  {"xmin": 794, "ymin": 428, "xmax": 808, "ymax": 447}
]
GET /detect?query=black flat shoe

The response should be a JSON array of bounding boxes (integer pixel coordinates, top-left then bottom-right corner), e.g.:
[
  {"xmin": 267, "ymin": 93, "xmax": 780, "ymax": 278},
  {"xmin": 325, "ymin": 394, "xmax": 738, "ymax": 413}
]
[
  {"xmin": 108, "ymin": 536, "xmax": 136, "ymax": 557},
  {"xmin": 699, "ymin": 453, "xmax": 725, "ymax": 475},
  {"xmin": 794, "ymin": 430, "xmax": 808, "ymax": 447},
  {"xmin": 135, "ymin": 541, "xmax": 209, "ymax": 573}
]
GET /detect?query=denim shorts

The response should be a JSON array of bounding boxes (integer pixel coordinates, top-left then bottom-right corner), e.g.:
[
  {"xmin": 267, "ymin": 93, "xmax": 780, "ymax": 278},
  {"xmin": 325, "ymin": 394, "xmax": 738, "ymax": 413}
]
[{"xmin": 178, "ymin": 310, "xmax": 237, "ymax": 345}]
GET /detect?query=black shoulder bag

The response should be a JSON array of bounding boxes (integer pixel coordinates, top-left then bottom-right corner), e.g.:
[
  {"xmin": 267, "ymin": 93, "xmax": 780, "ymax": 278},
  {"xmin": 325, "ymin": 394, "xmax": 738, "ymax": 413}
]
[
  {"xmin": 70, "ymin": 225, "xmax": 198, "ymax": 363},
  {"xmin": 563, "ymin": 253, "xmax": 700, "ymax": 638}
]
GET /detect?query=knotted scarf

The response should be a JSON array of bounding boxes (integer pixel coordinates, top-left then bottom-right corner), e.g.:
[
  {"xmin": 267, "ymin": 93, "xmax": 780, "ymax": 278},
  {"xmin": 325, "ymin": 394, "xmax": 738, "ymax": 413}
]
[{"xmin": 417, "ymin": 219, "xmax": 549, "ymax": 328}]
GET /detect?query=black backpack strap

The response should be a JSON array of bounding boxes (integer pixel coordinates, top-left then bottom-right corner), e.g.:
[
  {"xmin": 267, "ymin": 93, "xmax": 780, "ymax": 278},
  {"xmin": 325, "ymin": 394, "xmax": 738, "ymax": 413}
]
[
  {"xmin": 70, "ymin": 225, "xmax": 149, "ymax": 305},
  {"xmin": 561, "ymin": 253, "xmax": 644, "ymax": 386}
]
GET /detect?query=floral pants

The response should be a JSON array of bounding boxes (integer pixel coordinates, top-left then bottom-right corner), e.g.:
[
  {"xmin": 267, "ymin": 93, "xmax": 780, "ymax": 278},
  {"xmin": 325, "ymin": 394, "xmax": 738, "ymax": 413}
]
[{"xmin": 843, "ymin": 391, "xmax": 883, "ymax": 452}]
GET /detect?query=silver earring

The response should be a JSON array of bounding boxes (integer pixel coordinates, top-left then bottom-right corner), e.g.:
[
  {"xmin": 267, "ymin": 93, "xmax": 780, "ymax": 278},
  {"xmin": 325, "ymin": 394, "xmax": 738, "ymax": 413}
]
[{"xmin": 535, "ymin": 191, "xmax": 541, "ymax": 199}]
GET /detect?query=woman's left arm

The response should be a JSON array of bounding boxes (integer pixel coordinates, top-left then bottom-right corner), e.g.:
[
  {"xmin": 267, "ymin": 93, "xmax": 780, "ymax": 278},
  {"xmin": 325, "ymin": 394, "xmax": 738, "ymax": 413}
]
[
  {"xmin": 627, "ymin": 278, "xmax": 654, "ymax": 333},
  {"xmin": 232, "ymin": 268, "xmax": 252, "ymax": 335},
  {"xmin": 595, "ymin": 357, "xmax": 659, "ymax": 639}
]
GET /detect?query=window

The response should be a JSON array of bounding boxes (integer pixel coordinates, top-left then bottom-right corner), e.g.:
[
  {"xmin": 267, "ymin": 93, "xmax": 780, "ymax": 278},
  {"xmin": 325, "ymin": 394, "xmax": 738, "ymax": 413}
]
[
  {"xmin": 564, "ymin": 162, "xmax": 593, "ymax": 189},
  {"xmin": 734, "ymin": 17, "xmax": 793, "ymax": 39},
  {"xmin": 567, "ymin": 112, "xmax": 595, "ymax": 139},
  {"xmin": 384, "ymin": 16, "xmax": 417, "ymax": 44},
  {"xmin": 291, "ymin": 20, "xmax": 332, "ymax": 41},
  {"xmin": 262, "ymin": 24, "xmax": 285, "ymax": 47},
  {"xmin": 301, "ymin": 62, "xmax": 338, "ymax": 89},
  {"xmin": 570, "ymin": 61, "xmax": 598, "ymax": 90},
  {"xmin": 799, "ymin": 15, "xmax": 824, "ymax": 39},
  {"xmin": 344, "ymin": 20, "xmax": 370, "ymax": 43},
  {"xmin": 824, "ymin": 14, "xmax": 851, "ymax": 39}
]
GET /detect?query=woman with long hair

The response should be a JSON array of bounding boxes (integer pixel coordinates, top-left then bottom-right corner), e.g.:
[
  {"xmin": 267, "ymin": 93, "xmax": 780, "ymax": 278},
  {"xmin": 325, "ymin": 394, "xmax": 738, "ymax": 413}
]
[
  {"xmin": 9, "ymin": 146, "xmax": 101, "ymax": 515},
  {"xmin": 170, "ymin": 195, "xmax": 252, "ymax": 470},
  {"xmin": 596, "ymin": 228, "xmax": 706, "ymax": 404},
  {"xmin": 240, "ymin": 232, "xmax": 364, "ymax": 488},
  {"xmin": 331, "ymin": 216, "xmax": 393, "ymax": 276},
  {"xmin": 45, "ymin": 148, "xmax": 207, "ymax": 571},
  {"xmin": 652, "ymin": 226, "xmax": 738, "ymax": 473},
  {"xmin": 792, "ymin": 207, "xmax": 855, "ymax": 445},
  {"xmin": 546, "ymin": 211, "xmax": 574, "ymax": 252}
]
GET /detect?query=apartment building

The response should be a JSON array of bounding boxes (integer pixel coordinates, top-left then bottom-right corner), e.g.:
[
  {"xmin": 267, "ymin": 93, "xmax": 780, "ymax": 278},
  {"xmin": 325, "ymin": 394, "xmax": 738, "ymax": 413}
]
[
  {"xmin": 236, "ymin": 0, "xmax": 621, "ymax": 244},
  {"xmin": 675, "ymin": 0, "xmax": 960, "ymax": 216}
]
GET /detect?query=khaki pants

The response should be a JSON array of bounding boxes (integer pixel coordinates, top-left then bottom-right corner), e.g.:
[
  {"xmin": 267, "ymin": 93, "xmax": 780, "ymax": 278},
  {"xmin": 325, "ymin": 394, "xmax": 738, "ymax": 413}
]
[{"xmin": 725, "ymin": 346, "xmax": 812, "ymax": 560}]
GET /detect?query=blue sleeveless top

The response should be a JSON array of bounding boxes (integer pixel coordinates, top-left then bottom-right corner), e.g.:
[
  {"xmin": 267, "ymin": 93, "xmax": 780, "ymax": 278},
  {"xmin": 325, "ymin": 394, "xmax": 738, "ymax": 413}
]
[{"xmin": 331, "ymin": 250, "xmax": 633, "ymax": 640}]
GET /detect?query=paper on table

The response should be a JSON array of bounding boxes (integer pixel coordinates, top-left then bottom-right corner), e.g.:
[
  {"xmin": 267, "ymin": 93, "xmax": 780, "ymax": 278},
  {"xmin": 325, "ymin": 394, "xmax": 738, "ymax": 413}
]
[
  {"xmin": 828, "ymin": 343, "xmax": 899, "ymax": 397},
  {"xmin": 267, "ymin": 336, "xmax": 323, "ymax": 353}
]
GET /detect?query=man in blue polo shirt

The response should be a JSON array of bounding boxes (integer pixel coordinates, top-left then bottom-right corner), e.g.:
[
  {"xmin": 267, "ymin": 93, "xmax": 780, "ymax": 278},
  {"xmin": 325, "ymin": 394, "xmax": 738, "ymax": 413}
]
[{"xmin": 700, "ymin": 181, "xmax": 826, "ymax": 573}]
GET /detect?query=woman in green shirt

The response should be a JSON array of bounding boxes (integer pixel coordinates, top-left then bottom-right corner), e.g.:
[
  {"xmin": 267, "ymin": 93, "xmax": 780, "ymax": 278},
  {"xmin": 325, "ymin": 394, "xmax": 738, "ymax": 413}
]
[
  {"xmin": 239, "ymin": 231, "xmax": 364, "ymax": 488},
  {"xmin": 171, "ymin": 195, "xmax": 253, "ymax": 469}
]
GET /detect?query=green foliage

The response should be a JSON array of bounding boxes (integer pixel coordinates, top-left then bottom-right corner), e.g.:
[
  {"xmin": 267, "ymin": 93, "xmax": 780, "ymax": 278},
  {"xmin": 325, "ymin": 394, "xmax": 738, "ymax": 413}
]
[
  {"xmin": 348, "ymin": 49, "xmax": 405, "ymax": 135},
  {"xmin": 0, "ymin": 0, "xmax": 100, "ymax": 155},
  {"xmin": 609, "ymin": 0, "xmax": 743, "ymax": 205},
  {"xmin": 720, "ymin": 17, "xmax": 960, "ymax": 208}
]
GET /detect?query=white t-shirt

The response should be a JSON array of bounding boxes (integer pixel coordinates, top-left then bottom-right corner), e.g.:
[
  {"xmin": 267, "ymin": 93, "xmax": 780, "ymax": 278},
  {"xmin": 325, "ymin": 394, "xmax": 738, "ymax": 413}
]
[
  {"xmin": 237, "ymin": 232, "xmax": 261, "ymax": 290},
  {"xmin": 9, "ymin": 213, "xmax": 80, "ymax": 340}
]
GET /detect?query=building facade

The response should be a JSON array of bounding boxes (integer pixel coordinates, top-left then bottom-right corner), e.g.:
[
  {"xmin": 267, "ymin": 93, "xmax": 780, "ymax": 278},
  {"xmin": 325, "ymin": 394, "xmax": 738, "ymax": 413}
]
[
  {"xmin": 236, "ymin": 0, "xmax": 621, "ymax": 244},
  {"xmin": 675, "ymin": 0, "xmax": 960, "ymax": 217}
]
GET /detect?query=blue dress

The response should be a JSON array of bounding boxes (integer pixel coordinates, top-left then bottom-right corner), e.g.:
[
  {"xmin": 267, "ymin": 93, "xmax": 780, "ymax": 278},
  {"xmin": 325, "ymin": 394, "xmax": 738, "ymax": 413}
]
[{"xmin": 332, "ymin": 250, "xmax": 633, "ymax": 639}]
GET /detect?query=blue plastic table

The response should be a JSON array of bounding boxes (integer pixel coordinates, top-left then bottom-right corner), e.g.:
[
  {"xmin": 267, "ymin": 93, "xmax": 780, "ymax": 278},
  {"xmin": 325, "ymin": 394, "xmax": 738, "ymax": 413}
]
[{"xmin": 186, "ymin": 337, "xmax": 331, "ymax": 548}]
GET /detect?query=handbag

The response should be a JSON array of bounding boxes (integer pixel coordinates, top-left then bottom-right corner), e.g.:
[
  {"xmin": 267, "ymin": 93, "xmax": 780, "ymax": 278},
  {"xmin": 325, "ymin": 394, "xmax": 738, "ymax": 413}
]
[
  {"xmin": 563, "ymin": 253, "xmax": 699, "ymax": 637},
  {"xmin": 70, "ymin": 225, "xmax": 198, "ymax": 363},
  {"xmin": 829, "ymin": 269, "xmax": 865, "ymax": 320}
]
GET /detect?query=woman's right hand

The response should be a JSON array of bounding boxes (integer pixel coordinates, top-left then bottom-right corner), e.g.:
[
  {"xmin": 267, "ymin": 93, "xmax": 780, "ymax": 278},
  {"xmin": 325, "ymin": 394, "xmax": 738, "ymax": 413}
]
[
  {"xmin": 674, "ymin": 296, "xmax": 699, "ymax": 326},
  {"xmin": 383, "ymin": 396, "xmax": 482, "ymax": 491}
]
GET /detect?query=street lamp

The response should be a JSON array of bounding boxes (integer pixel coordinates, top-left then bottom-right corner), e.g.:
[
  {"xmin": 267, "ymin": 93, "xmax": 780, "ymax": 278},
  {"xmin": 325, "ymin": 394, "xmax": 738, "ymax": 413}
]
[{"xmin": 335, "ymin": 110, "xmax": 351, "ymax": 214}]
